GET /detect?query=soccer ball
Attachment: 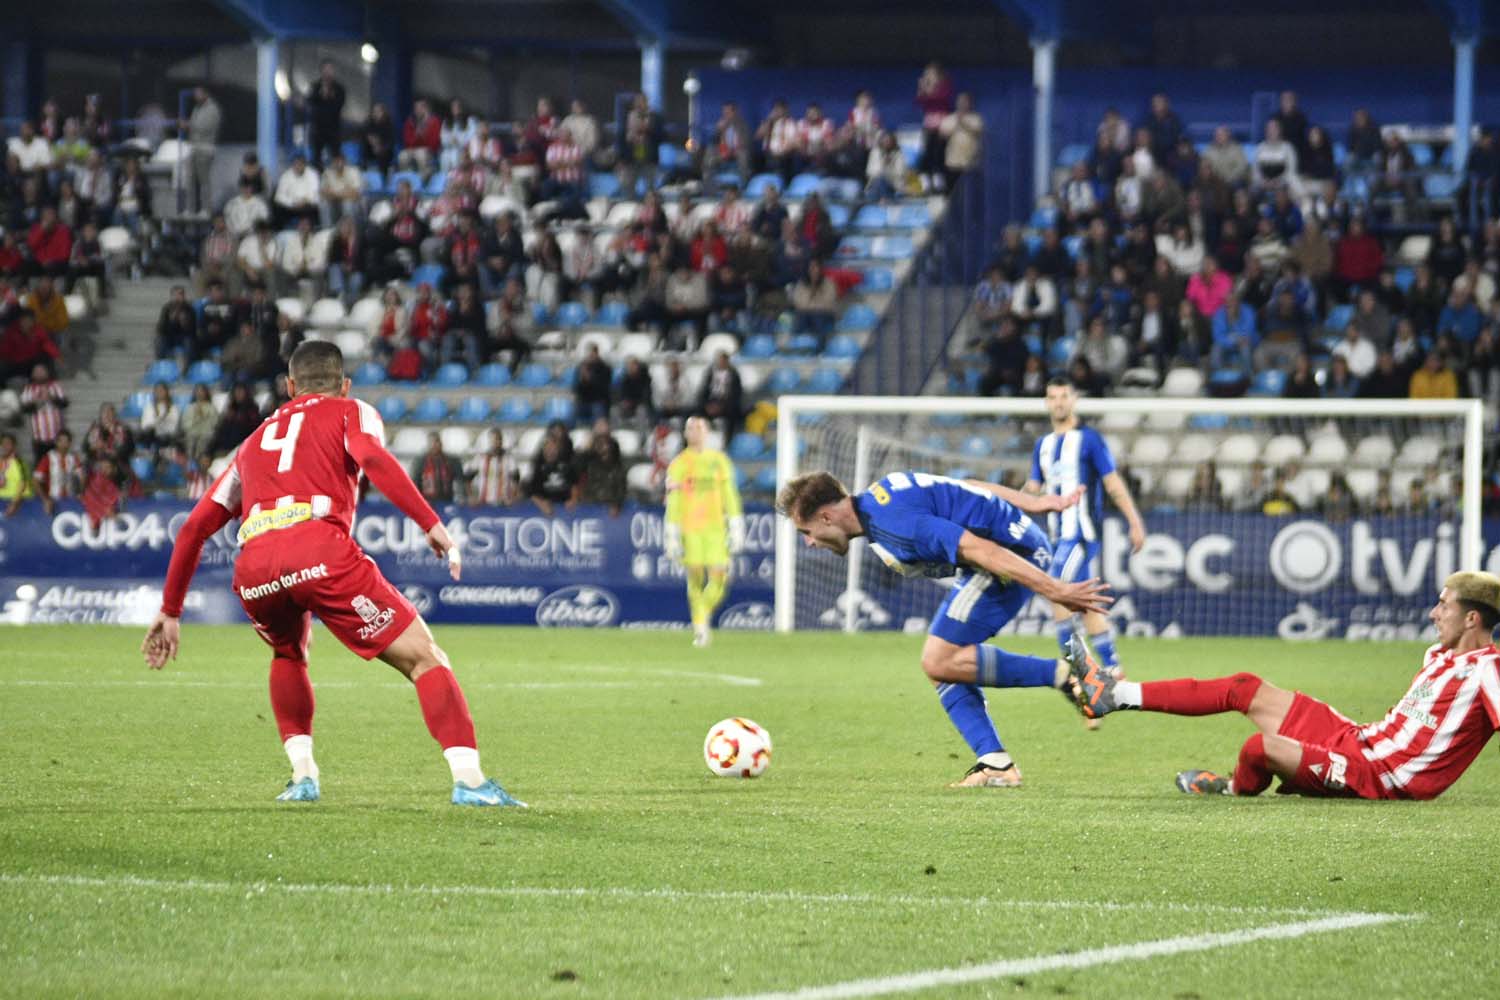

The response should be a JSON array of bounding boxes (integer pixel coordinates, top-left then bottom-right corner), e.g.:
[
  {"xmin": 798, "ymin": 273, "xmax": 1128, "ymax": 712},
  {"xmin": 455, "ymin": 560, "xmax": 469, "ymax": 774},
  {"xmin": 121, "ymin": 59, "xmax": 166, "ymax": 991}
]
[{"xmin": 703, "ymin": 717, "xmax": 773, "ymax": 778}]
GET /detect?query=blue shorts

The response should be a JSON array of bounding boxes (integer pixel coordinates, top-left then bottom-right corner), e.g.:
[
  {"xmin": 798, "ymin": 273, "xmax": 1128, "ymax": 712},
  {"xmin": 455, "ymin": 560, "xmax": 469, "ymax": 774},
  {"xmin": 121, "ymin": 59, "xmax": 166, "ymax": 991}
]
[
  {"xmin": 1050, "ymin": 538, "xmax": 1099, "ymax": 584},
  {"xmin": 930, "ymin": 574, "xmax": 1032, "ymax": 647}
]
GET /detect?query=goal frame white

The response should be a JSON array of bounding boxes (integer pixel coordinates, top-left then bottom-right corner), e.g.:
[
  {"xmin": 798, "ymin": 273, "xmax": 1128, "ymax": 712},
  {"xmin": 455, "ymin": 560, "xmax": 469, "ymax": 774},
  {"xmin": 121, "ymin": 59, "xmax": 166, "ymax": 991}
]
[{"xmin": 773, "ymin": 395, "xmax": 1485, "ymax": 633}]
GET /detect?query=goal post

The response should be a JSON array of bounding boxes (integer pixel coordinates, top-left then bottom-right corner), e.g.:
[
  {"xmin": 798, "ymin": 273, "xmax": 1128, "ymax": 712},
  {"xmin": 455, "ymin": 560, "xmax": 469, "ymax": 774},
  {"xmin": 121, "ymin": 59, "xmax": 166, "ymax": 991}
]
[{"xmin": 774, "ymin": 395, "xmax": 1485, "ymax": 639}]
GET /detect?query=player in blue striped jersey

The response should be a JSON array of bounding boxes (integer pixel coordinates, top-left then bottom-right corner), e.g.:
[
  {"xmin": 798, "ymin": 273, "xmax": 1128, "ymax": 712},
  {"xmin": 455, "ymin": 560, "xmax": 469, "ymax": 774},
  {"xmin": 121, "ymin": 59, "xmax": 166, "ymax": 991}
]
[
  {"xmin": 1024, "ymin": 377, "xmax": 1146, "ymax": 695},
  {"xmin": 777, "ymin": 470, "xmax": 1111, "ymax": 788}
]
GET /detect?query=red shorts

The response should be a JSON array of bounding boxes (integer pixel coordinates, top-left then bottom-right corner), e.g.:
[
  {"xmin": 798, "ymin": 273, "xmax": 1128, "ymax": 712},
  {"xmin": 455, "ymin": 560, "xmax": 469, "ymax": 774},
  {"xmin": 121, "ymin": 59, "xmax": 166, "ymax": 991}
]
[
  {"xmin": 232, "ymin": 520, "xmax": 417, "ymax": 661},
  {"xmin": 1275, "ymin": 693, "xmax": 1393, "ymax": 800}
]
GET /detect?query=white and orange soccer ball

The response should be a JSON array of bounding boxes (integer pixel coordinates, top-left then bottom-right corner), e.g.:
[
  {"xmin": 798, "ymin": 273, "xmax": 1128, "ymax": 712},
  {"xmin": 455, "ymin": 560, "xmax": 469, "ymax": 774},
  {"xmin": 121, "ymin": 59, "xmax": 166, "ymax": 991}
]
[{"xmin": 703, "ymin": 717, "xmax": 773, "ymax": 778}]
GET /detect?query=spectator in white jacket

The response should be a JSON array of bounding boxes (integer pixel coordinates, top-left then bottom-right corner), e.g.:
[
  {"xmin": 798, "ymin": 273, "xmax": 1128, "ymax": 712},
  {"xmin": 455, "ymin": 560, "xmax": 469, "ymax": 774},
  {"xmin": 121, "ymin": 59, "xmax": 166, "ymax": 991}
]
[
  {"xmin": 865, "ymin": 131, "xmax": 908, "ymax": 201},
  {"xmin": 319, "ymin": 151, "xmax": 364, "ymax": 226},
  {"xmin": 279, "ymin": 218, "xmax": 327, "ymax": 297},
  {"xmin": 273, "ymin": 155, "xmax": 320, "ymax": 228},
  {"xmin": 224, "ymin": 179, "xmax": 270, "ymax": 239}
]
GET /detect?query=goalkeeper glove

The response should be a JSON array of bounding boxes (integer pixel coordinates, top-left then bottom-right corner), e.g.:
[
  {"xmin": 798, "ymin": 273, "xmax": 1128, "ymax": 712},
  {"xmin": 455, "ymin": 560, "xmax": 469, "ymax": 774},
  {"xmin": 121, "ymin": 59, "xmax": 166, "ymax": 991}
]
[
  {"xmin": 664, "ymin": 522, "xmax": 684, "ymax": 561},
  {"xmin": 728, "ymin": 516, "xmax": 747, "ymax": 555}
]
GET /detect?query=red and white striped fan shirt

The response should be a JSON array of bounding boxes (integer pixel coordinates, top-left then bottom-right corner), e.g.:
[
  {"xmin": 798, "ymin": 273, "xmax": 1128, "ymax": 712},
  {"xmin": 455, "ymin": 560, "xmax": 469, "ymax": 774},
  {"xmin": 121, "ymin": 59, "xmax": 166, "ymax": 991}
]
[
  {"xmin": 35, "ymin": 447, "xmax": 84, "ymax": 499},
  {"xmin": 21, "ymin": 379, "xmax": 66, "ymax": 445},
  {"xmin": 466, "ymin": 451, "xmax": 518, "ymax": 505},
  {"xmin": 1358, "ymin": 643, "xmax": 1500, "ymax": 799}
]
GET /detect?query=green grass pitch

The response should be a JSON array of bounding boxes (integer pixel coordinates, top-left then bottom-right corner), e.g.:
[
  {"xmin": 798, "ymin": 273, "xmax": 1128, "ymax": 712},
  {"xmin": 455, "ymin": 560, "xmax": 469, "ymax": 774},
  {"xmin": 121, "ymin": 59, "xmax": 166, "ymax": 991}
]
[{"xmin": 2, "ymin": 625, "xmax": 1498, "ymax": 998}]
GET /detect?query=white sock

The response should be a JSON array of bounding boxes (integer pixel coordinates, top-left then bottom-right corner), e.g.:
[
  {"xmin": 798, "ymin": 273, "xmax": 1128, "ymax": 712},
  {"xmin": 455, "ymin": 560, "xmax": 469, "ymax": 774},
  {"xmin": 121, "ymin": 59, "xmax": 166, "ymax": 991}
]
[
  {"xmin": 443, "ymin": 746, "xmax": 485, "ymax": 788},
  {"xmin": 977, "ymin": 750, "xmax": 1014, "ymax": 771},
  {"xmin": 1114, "ymin": 681, "xmax": 1143, "ymax": 708},
  {"xmin": 284, "ymin": 734, "xmax": 319, "ymax": 782}
]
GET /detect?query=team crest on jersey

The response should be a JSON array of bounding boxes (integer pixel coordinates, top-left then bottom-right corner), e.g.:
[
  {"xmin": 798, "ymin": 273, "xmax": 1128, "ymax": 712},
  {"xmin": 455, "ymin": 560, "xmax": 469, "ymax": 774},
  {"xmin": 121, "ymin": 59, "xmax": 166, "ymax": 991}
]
[{"xmin": 352, "ymin": 594, "xmax": 396, "ymax": 639}]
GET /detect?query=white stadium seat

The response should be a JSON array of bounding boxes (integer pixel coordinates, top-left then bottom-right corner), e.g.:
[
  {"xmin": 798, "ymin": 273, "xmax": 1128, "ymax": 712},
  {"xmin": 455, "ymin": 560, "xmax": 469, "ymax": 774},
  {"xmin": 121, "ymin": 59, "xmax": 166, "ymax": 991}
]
[
  {"xmin": 1216, "ymin": 466, "xmax": 1246, "ymax": 499},
  {"xmin": 1261, "ymin": 434, "xmax": 1306, "ymax": 467},
  {"xmin": 349, "ymin": 296, "xmax": 384, "ymax": 329},
  {"xmin": 516, "ymin": 427, "xmax": 547, "ymax": 458},
  {"xmin": 575, "ymin": 331, "xmax": 616, "ymax": 359},
  {"xmin": 276, "ymin": 298, "xmax": 306, "ymax": 324},
  {"xmin": 613, "ymin": 428, "xmax": 642, "ymax": 457},
  {"xmin": 605, "ymin": 201, "xmax": 639, "ymax": 228},
  {"xmin": 1129, "ymin": 433, "xmax": 1172, "ymax": 466},
  {"xmin": 1288, "ymin": 468, "xmax": 1331, "ymax": 509},
  {"xmin": 389, "ymin": 426, "xmax": 429, "ymax": 458},
  {"xmin": 1305, "ymin": 434, "xmax": 1350, "ymax": 466},
  {"xmin": 99, "ymin": 226, "xmax": 134, "ymax": 254},
  {"xmin": 307, "ymin": 298, "xmax": 347, "ymax": 329},
  {"xmin": 615, "ymin": 332, "xmax": 658, "ymax": 361},
  {"xmin": 626, "ymin": 462, "xmax": 658, "ymax": 494},
  {"xmin": 697, "ymin": 333, "xmax": 740, "ymax": 360},
  {"xmin": 1344, "ymin": 468, "xmax": 1379, "ymax": 502},
  {"xmin": 1161, "ymin": 368, "xmax": 1203, "ymax": 397},
  {"xmin": 440, "ymin": 427, "xmax": 474, "ymax": 455},
  {"xmin": 1395, "ymin": 436, "xmax": 1443, "ymax": 469},
  {"xmin": 1216, "ymin": 433, "xmax": 1261, "ymax": 466},
  {"xmin": 1161, "ymin": 467, "xmax": 1196, "ymax": 498},
  {"xmin": 1099, "ymin": 410, "xmax": 1140, "ymax": 432},
  {"xmin": 1175, "ymin": 433, "xmax": 1216, "ymax": 465},
  {"xmin": 1143, "ymin": 410, "xmax": 1188, "ymax": 432},
  {"xmin": 335, "ymin": 330, "xmax": 370, "ymax": 361},
  {"xmin": 1351, "ymin": 435, "xmax": 1396, "ymax": 467}
]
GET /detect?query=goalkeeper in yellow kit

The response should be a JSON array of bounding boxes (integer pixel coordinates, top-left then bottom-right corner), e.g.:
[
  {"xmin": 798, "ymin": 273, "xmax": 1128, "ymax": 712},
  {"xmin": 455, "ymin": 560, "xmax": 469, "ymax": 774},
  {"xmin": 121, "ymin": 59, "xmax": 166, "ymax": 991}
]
[{"xmin": 664, "ymin": 417, "xmax": 745, "ymax": 647}]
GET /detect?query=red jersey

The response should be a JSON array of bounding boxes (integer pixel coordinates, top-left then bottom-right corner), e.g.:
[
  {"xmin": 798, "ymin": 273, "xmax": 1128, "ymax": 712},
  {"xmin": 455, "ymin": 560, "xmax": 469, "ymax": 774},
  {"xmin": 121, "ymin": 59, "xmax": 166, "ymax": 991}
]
[
  {"xmin": 1357, "ymin": 643, "xmax": 1500, "ymax": 799},
  {"xmin": 159, "ymin": 393, "xmax": 439, "ymax": 617}
]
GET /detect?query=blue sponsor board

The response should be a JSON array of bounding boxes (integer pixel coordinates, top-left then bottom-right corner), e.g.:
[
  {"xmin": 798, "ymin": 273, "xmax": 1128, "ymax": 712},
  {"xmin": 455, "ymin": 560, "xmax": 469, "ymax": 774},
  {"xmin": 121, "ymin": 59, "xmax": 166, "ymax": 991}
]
[
  {"xmin": 0, "ymin": 500, "xmax": 775, "ymax": 629},
  {"xmin": 0, "ymin": 502, "xmax": 1494, "ymax": 638}
]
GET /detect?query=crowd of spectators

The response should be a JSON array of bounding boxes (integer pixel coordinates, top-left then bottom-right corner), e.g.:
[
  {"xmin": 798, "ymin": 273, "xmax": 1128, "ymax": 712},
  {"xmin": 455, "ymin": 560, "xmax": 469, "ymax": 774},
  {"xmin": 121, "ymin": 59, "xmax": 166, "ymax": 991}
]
[{"xmin": 967, "ymin": 90, "xmax": 1500, "ymax": 413}]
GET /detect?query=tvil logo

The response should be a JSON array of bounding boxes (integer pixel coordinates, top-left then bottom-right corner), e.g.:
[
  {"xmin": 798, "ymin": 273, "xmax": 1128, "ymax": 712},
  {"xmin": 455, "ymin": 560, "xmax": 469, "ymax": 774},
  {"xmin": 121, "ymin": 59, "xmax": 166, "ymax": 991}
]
[{"xmin": 535, "ymin": 585, "xmax": 620, "ymax": 628}]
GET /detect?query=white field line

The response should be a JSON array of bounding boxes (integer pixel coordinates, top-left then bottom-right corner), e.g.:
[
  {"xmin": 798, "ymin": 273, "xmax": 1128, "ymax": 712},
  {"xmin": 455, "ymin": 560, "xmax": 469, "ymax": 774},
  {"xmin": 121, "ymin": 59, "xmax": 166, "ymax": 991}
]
[
  {"xmin": 0, "ymin": 872, "xmax": 1381, "ymax": 921},
  {"xmin": 707, "ymin": 912, "xmax": 1417, "ymax": 1000},
  {"xmin": 0, "ymin": 678, "xmax": 663, "ymax": 691}
]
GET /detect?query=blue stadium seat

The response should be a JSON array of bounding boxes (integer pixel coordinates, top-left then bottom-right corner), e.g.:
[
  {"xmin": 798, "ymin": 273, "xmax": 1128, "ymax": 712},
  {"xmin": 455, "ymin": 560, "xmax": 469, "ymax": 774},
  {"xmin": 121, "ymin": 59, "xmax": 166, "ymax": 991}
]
[
  {"xmin": 931, "ymin": 412, "xmax": 966, "ymax": 428},
  {"xmin": 1029, "ymin": 205, "xmax": 1059, "ymax": 229},
  {"xmin": 130, "ymin": 456, "xmax": 155, "ymax": 483},
  {"xmin": 766, "ymin": 368, "xmax": 802, "ymax": 394},
  {"xmin": 1409, "ymin": 142, "xmax": 1434, "ymax": 167},
  {"xmin": 561, "ymin": 365, "xmax": 579, "ymax": 388},
  {"xmin": 1394, "ymin": 266, "xmax": 1416, "ymax": 293},
  {"xmin": 871, "ymin": 236, "xmax": 913, "ymax": 260},
  {"xmin": 944, "ymin": 466, "xmax": 975, "ymax": 481},
  {"xmin": 158, "ymin": 463, "xmax": 186, "ymax": 489},
  {"xmin": 1439, "ymin": 144, "xmax": 1456, "ymax": 168},
  {"xmin": 1189, "ymin": 412, "xmax": 1229, "ymax": 431},
  {"xmin": 142, "ymin": 359, "xmax": 180, "ymax": 385},
  {"xmin": 787, "ymin": 333, "xmax": 821, "ymax": 354},
  {"xmin": 806, "ymin": 368, "xmax": 844, "ymax": 394},
  {"xmin": 1047, "ymin": 336, "xmax": 1076, "ymax": 370},
  {"xmin": 837, "ymin": 305, "xmax": 877, "ymax": 333},
  {"xmin": 1424, "ymin": 173, "xmax": 1461, "ymax": 199},
  {"xmin": 412, "ymin": 397, "xmax": 448, "ymax": 422},
  {"xmin": 859, "ymin": 267, "xmax": 894, "ymax": 292},
  {"xmin": 733, "ymin": 465, "xmax": 749, "ymax": 490},
  {"xmin": 1340, "ymin": 175, "xmax": 1371, "ymax": 205},
  {"xmin": 588, "ymin": 172, "xmax": 621, "ymax": 199},
  {"xmin": 352, "ymin": 362, "xmax": 387, "ymax": 386},
  {"xmin": 960, "ymin": 435, "xmax": 993, "ymax": 458},
  {"xmin": 1332, "ymin": 141, "xmax": 1348, "ymax": 167},
  {"xmin": 556, "ymin": 301, "xmax": 590, "ymax": 329},
  {"xmin": 713, "ymin": 171, "xmax": 742, "ymax": 189},
  {"xmin": 1248, "ymin": 369, "xmax": 1286, "ymax": 396},
  {"xmin": 728, "ymin": 432, "xmax": 766, "ymax": 461},
  {"xmin": 172, "ymin": 391, "xmax": 192, "ymax": 410},
  {"xmin": 457, "ymin": 396, "xmax": 492, "ymax": 422},
  {"xmin": 739, "ymin": 334, "xmax": 777, "ymax": 360},
  {"xmin": 923, "ymin": 433, "xmax": 949, "ymax": 453},
  {"xmin": 516, "ymin": 363, "xmax": 553, "ymax": 388},
  {"xmin": 531, "ymin": 302, "xmax": 551, "ymax": 326},
  {"xmin": 786, "ymin": 174, "xmax": 822, "ymax": 197},
  {"xmin": 853, "ymin": 205, "xmax": 887, "ymax": 230},
  {"xmin": 475, "ymin": 363, "xmax": 512, "ymax": 387},
  {"xmin": 753, "ymin": 467, "xmax": 779, "ymax": 493},
  {"xmin": 363, "ymin": 170, "xmax": 385, "ymax": 194},
  {"xmin": 120, "ymin": 391, "xmax": 149, "ymax": 421},
  {"xmin": 835, "ymin": 235, "xmax": 874, "ymax": 259},
  {"xmin": 410, "ymin": 264, "xmax": 447, "ymax": 288},
  {"xmin": 432, "ymin": 362, "xmax": 468, "ymax": 388},
  {"xmin": 498, "ymin": 398, "xmax": 533, "ymax": 423},
  {"xmin": 389, "ymin": 170, "xmax": 424, "ymax": 196},
  {"xmin": 1325, "ymin": 304, "xmax": 1355, "ymax": 331},
  {"xmin": 594, "ymin": 301, "xmax": 630, "ymax": 327},
  {"xmin": 541, "ymin": 397, "xmax": 575, "ymax": 424},
  {"xmin": 341, "ymin": 140, "xmax": 363, "ymax": 165},
  {"xmin": 745, "ymin": 173, "xmax": 782, "ymax": 198},
  {"xmin": 424, "ymin": 173, "xmax": 447, "ymax": 196},
  {"xmin": 1056, "ymin": 143, "xmax": 1090, "ymax": 168},
  {"xmin": 1210, "ymin": 369, "xmax": 1248, "ymax": 393},
  {"xmin": 185, "ymin": 360, "xmax": 220, "ymax": 385},
  {"xmin": 1064, "ymin": 234, "xmax": 1085, "ymax": 260},
  {"xmin": 823, "ymin": 335, "xmax": 861, "ymax": 359},
  {"xmin": 826, "ymin": 203, "xmax": 851, "ymax": 229},
  {"xmin": 377, "ymin": 395, "xmax": 408, "ymax": 422},
  {"xmin": 819, "ymin": 177, "xmax": 860, "ymax": 202},
  {"xmin": 1024, "ymin": 232, "xmax": 1044, "ymax": 257},
  {"xmin": 1023, "ymin": 333, "xmax": 1044, "ymax": 356},
  {"xmin": 891, "ymin": 204, "xmax": 931, "ymax": 228}
]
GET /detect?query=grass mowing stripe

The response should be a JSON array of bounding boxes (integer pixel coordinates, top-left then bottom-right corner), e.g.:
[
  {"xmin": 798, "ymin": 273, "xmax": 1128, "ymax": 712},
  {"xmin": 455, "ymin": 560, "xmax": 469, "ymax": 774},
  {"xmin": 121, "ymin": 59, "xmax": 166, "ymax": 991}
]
[
  {"xmin": 706, "ymin": 912, "xmax": 1419, "ymax": 1000},
  {"xmin": 0, "ymin": 872, "xmax": 1372, "ymax": 918}
]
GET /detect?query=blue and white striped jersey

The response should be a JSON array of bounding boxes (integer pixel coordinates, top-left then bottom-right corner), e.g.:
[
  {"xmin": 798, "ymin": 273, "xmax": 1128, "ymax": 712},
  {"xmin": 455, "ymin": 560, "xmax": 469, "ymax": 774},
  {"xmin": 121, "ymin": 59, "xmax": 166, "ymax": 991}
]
[
  {"xmin": 1030, "ymin": 426, "xmax": 1116, "ymax": 542},
  {"xmin": 852, "ymin": 472, "xmax": 1051, "ymax": 580}
]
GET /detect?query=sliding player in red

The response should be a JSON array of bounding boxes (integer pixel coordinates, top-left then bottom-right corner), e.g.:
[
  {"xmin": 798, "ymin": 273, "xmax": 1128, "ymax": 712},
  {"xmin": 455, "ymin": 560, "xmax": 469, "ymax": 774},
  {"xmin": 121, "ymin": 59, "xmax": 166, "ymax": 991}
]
[
  {"xmin": 141, "ymin": 341, "xmax": 524, "ymax": 807},
  {"xmin": 1068, "ymin": 571, "xmax": 1500, "ymax": 800}
]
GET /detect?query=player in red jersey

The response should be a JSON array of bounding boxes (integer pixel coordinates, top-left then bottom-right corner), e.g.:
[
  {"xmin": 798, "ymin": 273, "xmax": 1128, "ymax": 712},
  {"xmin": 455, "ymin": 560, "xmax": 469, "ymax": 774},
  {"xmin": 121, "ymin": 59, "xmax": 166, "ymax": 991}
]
[
  {"xmin": 1068, "ymin": 571, "xmax": 1500, "ymax": 800},
  {"xmin": 140, "ymin": 341, "xmax": 523, "ymax": 807}
]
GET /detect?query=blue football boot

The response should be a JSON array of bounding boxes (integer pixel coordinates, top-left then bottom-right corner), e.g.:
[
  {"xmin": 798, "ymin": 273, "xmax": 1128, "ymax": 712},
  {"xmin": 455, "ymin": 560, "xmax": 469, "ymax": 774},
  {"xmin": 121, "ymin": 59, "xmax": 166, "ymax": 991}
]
[{"xmin": 452, "ymin": 778, "xmax": 527, "ymax": 807}]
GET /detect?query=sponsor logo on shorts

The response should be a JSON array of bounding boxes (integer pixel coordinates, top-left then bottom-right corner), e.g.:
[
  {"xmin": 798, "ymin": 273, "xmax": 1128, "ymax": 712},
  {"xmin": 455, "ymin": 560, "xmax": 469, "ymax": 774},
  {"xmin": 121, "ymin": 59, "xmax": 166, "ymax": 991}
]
[
  {"xmin": 718, "ymin": 601, "xmax": 774, "ymax": 631},
  {"xmin": 352, "ymin": 593, "xmax": 397, "ymax": 639},
  {"xmin": 1324, "ymin": 751, "xmax": 1348, "ymax": 790},
  {"xmin": 400, "ymin": 585, "xmax": 434, "ymax": 614},
  {"xmin": 535, "ymin": 585, "xmax": 619, "ymax": 628},
  {"xmin": 438, "ymin": 585, "xmax": 545, "ymax": 607},
  {"xmin": 238, "ymin": 563, "xmax": 329, "ymax": 602}
]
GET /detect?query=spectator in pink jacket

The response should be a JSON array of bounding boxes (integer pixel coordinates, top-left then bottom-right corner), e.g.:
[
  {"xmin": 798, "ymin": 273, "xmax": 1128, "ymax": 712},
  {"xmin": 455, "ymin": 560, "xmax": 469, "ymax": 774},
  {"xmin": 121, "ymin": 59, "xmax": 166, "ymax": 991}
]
[{"xmin": 1186, "ymin": 255, "xmax": 1232, "ymax": 319}]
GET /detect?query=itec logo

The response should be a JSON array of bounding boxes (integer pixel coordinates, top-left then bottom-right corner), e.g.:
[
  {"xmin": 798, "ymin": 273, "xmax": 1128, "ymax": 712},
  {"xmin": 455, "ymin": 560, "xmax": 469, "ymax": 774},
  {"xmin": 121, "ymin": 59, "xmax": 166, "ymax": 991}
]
[
  {"xmin": 535, "ymin": 585, "xmax": 620, "ymax": 628},
  {"xmin": 352, "ymin": 594, "xmax": 396, "ymax": 639},
  {"xmin": 718, "ymin": 601, "xmax": 774, "ymax": 631}
]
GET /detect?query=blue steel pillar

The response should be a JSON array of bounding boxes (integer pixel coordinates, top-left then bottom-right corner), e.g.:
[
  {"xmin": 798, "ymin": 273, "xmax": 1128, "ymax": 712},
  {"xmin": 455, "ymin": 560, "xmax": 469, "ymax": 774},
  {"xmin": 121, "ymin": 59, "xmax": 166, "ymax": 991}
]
[
  {"xmin": 256, "ymin": 37, "xmax": 280, "ymax": 178},
  {"xmin": 640, "ymin": 37, "xmax": 663, "ymax": 109},
  {"xmin": 2, "ymin": 40, "xmax": 42, "ymax": 124},
  {"xmin": 1031, "ymin": 36, "xmax": 1057, "ymax": 203},
  {"xmin": 1453, "ymin": 33, "xmax": 1476, "ymax": 174}
]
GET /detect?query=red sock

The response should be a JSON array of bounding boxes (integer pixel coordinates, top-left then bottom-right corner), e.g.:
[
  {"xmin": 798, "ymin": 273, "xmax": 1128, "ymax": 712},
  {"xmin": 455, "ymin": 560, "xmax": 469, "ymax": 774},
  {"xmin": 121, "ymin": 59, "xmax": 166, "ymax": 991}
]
[
  {"xmin": 414, "ymin": 666, "xmax": 477, "ymax": 750},
  {"xmin": 268, "ymin": 657, "xmax": 314, "ymax": 742},
  {"xmin": 1230, "ymin": 733, "xmax": 1273, "ymax": 796},
  {"xmin": 1140, "ymin": 672, "xmax": 1262, "ymax": 716}
]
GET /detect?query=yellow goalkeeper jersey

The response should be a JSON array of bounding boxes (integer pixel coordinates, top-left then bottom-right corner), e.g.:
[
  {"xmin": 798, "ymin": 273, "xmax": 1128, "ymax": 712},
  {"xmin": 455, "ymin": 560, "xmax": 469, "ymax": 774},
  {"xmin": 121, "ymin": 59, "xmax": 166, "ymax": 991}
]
[{"xmin": 665, "ymin": 447, "xmax": 742, "ymax": 534}]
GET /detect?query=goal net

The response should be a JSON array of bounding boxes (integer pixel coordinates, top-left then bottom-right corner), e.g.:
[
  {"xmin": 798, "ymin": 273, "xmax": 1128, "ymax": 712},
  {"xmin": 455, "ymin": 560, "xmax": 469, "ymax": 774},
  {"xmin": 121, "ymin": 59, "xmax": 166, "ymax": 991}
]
[{"xmin": 774, "ymin": 396, "xmax": 1484, "ymax": 641}]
